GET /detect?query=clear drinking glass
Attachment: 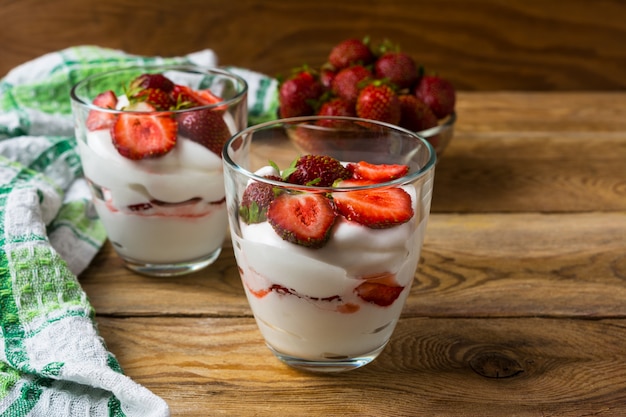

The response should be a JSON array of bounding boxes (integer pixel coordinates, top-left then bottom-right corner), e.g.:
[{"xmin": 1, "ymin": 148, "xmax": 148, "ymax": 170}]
[
  {"xmin": 71, "ymin": 65, "xmax": 247, "ymax": 276},
  {"xmin": 223, "ymin": 116, "xmax": 436, "ymax": 372}
]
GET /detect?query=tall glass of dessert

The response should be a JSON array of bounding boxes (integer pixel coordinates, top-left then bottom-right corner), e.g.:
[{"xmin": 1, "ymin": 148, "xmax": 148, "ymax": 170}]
[
  {"xmin": 71, "ymin": 65, "xmax": 247, "ymax": 276},
  {"xmin": 223, "ymin": 116, "xmax": 436, "ymax": 372}
]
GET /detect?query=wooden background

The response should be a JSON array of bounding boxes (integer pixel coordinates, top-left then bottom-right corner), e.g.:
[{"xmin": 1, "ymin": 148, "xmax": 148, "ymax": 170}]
[{"xmin": 1, "ymin": 0, "xmax": 625, "ymax": 90}]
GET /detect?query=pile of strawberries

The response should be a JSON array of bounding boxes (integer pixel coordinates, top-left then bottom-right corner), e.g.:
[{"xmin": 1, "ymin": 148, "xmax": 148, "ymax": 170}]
[
  {"xmin": 278, "ymin": 37, "xmax": 456, "ymax": 132},
  {"xmin": 86, "ymin": 73, "xmax": 230, "ymax": 160},
  {"xmin": 239, "ymin": 154, "xmax": 413, "ymax": 248}
]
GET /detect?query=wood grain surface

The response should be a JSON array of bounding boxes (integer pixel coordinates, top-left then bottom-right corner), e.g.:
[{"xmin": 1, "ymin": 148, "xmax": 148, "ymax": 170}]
[
  {"xmin": 76, "ymin": 92, "xmax": 626, "ymax": 416},
  {"xmin": 2, "ymin": 0, "xmax": 626, "ymax": 90},
  {"xmin": 97, "ymin": 316, "xmax": 626, "ymax": 416}
]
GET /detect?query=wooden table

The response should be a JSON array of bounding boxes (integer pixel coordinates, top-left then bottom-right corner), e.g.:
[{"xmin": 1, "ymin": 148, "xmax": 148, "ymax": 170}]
[{"xmin": 79, "ymin": 92, "xmax": 626, "ymax": 416}]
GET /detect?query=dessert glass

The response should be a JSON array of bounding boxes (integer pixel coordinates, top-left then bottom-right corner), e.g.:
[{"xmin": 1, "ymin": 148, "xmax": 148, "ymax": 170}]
[
  {"xmin": 70, "ymin": 66, "xmax": 247, "ymax": 276},
  {"xmin": 223, "ymin": 116, "xmax": 436, "ymax": 372}
]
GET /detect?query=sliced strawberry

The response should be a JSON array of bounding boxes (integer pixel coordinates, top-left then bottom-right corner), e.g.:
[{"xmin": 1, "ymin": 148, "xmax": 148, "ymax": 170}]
[
  {"xmin": 347, "ymin": 161, "xmax": 409, "ymax": 182},
  {"xmin": 332, "ymin": 179, "xmax": 413, "ymax": 228},
  {"xmin": 172, "ymin": 84, "xmax": 223, "ymax": 108},
  {"xmin": 267, "ymin": 193, "xmax": 337, "ymax": 248},
  {"xmin": 355, "ymin": 281, "xmax": 404, "ymax": 307},
  {"xmin": 178, "ymin": 108, "xmax": 231, "ymax": 155},
  {"xmin": 171, "ymin": 84, "xmax": 203, "ymax": 107},
  {"xmin": 86, "ymin": 90, "xmax": 118, "ymax": 131},
  {"xmin": 194, "ymin": 88, "xmax": 223, "ymax": 105},
  {"xmin": 111, "ymin": 105, "xmax": 177, "ymax": 160}
]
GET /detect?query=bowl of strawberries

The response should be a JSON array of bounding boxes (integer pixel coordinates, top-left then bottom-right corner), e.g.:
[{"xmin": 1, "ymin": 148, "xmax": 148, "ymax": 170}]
[{"xmin": 277, "ymin": 37, "xmax": 456, "ymax": 158}]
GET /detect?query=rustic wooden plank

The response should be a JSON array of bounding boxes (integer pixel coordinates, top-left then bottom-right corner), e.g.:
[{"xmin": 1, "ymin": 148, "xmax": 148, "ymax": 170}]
[
  {"xmin": 96, "ymin": 316, "xmax": 626, "ymax": 416},
  {"xmin": 80, "ymin": 212, "xmax": 626, "ymax": 318},
  {"xmin": 432, "ymin": 92, "xmax": 626, "ymax": 212},
  {"xmin": 2, "ymin": 0, "xmax": 626, "ymax": 90},
  {"xmin": 455, "ymin": 92, "xmax": 626, "ymax": 132},
  {"xmin": 413, "ymin": 212, "xmax": 626, "ymax": 317},
  {"xmin": 432, "ymin": 138, "xmax": 626, "ymax": 212}
]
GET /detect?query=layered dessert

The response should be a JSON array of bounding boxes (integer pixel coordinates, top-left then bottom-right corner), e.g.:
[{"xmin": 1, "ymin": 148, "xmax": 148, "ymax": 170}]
[
  {"xmin": 232, "ymin": 155, "xmax": 430, "ymax": 362},
  {"xmin": 78, "ymin": 73, "xmax": 238, "ymax": 264}
]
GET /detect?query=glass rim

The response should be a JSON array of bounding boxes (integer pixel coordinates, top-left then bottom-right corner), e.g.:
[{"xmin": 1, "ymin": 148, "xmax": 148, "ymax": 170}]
[
  {"xmin": 69, "ymin": 64, "xmax": 248, "ymax": 113},
  {"xmin": 223, "ymin": 115, "xmax": 437, "ymax": 192}
]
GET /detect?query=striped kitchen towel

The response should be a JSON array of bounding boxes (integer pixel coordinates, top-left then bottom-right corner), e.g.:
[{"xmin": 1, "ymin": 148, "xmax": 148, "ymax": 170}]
[{"xmin": 0, "ymin": 46, "xmax": 278, "ymax": 417}]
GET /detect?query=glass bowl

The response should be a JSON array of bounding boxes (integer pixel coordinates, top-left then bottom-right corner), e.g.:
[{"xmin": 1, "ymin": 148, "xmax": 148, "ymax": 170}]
[{"xmin": 415, "ymin": 112, "xmax": 456, "ymax": 158}]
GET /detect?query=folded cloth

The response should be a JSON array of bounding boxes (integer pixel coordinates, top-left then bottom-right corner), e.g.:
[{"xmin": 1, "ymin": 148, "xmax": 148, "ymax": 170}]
[{"xmin": 0, "ymin": 46, "xmax": 278, "ymax": 417}]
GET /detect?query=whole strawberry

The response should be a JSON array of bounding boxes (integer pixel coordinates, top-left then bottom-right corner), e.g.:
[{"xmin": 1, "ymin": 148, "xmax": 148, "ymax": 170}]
[
  {"xmin": 278, "ymin": 70, "xmax": 324, "ymax": 118},
  {"xmin": 317, "ymin": 97, "xmax": 355, "ymax": 118},
  {"xmin": 178, "ymin": 108, "xmax": 231, "ymax": 155},
  {"xmin": 328, "ymin": 38, "xmax": 375, "ymax": 70},
  {"xmin": 356, "ymin": 82, "xmax": 401, "ymax": 125},
  {"xmin": 319, "ymin": 67, "xmax": 336, "ymax": 89},
  {"xmin": 129, "ymin": 73, "xmax": 175, "ymax": 93},
  {"xmin": 315, "ymin": 97, "xmax": 356, "ymax": 128},
  {"xmin": 129, "ymin": 88, "xmax": 175, "ymax": 111},
  {"xmin": 331, "ymin": 65, "xmax": 372, "ymax": 104},
  {"xmin": 240, "ymin": 176, "xmax": 282, "ymax": 224},
  {"xmin": 398, "ymin": 94, "xmax": 438, "ymax": 132},
  {"xmin": 374, "ymin": 51, "xmax": 419, "ymax": 90},
  {"xmin": 286, "ymin": 155, "xmax": 352, "ymax": 187},
  {"xmin": 414, "ymin": 75, "xmax": 456, "ymax": 119}
]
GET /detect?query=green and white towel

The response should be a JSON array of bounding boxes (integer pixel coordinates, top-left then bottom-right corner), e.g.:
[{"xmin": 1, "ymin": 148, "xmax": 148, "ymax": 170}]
[{"xmin": 0, "ymin": 46, "xmax": 278, "ymax": 417}]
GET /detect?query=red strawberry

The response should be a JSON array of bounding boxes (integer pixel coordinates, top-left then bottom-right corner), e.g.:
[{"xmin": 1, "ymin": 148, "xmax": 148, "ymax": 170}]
[
  {"xmin": 329, "ymin": 38, "xmax": 374, "ymax": 70},
  {"xmin": 356, "ymin": 83, "xmax": 401, "ymax": 125},
  {"xmin": 315, "ymin": 97, "xmax": 356, "ymax": 128},
  {"xmin": 240, "ymin": 176, "xmax": 282, "ymax": 224},
  {"xmin": 171, "ymin": 85, "xmax": 223, "ymax": 108},
  {"xmin": 319, "ymin": 67, "xmax": 336, "ymax": 89},
  {"xmin": 178, "ymin": 108, "xmax": 231, "ymax": 155},
  {"xmin": 347, "ymin": 161, "xmax": 409, "ymax": 182},
  {"xmin": 332, "ymin": 179, "xmax": 413, "ymax": 228},
  {"xmin": 286, "ymin": 154, "xmax": 352, "ymax": 187},
  {"xmin": 194, "ymin": 88, "xmax": 224, "ymax": 105},
  {"xmin": 86, "ymin": 90, "xmax": 118, "ymax": 131},
  {"xmin": 414, "ymin": 75, "xmax": 456, "ymax": 118},
  {"xmin": 278, "ymin": 70, "xmax": 324, "ymax": 118},
  {"xmin": 129, "ymin": 88, "xmax": 175, "ymax": 111},
  {"xmin": 267, "ymin": 193, "xmax": 337, "ymax": 248},
  {"xmin": 331, "ymin": 65, "xmax": 372, "ymax": 104},
  {"xmin": 111, "ymin": 103, "xmax": 177, "ymax": 160},
  {"xmin": 171, "ymin": 84, "xmax": 203, "ymax": 107},
  {"xmin": 129, "ymin": 73, "xmax": 175, "ymax": 93},
  {"xmin": 355, "ymin": 281, "xmax": 404, "ymax": 307},
  {"xmin": 398, "ymin": 94, "xmax": 438, "ymax": 132},
  {"xmin": 317, "ymin": 97, "xmax": 356, "ymax": 118},
  {"xmin": 374, "ymin": 51, "xmax": 419, "ymax": 90}
]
